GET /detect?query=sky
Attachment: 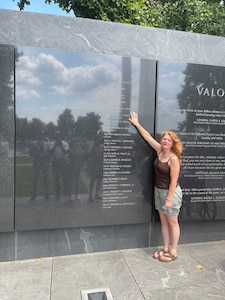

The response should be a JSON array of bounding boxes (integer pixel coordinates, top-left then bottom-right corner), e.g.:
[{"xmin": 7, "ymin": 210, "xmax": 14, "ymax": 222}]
[
  {"xmin": 15, "ymin": 43, "xmax": 186, "ymax": 133},
  {"xmin": 0, "ymin": 0, "xmax": 75, "ymax": 17},
  {"xmin": 157, "ymin": 61, "xmax": 186, "ymax": 132},
  {"xmin": 15, "ymin": 42, "xmax": 185, "ymax": 132},
  {"xmin": 0, "ymin": 1, "xmax": 186, "ymax": 133},
  {"xmin": 16, "ymin": 46, "xmax": 141, "ymax": 131},
  {"xmin": 0, "ymin": 1, "xmax": 141, "ymax": 133}
]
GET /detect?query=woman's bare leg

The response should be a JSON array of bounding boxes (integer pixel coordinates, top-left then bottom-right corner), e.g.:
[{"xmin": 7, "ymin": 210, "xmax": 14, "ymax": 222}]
[
  {"xmin": 159, "ymin": 211, "xmax": 171, "ymax": 251},
  {"xmin": 166, "ymin": 214, "xmax": 180, "ymax": 256},
  {"xmin": 153, "ymin": 211, "xmax": 170, "ymax": 258}
]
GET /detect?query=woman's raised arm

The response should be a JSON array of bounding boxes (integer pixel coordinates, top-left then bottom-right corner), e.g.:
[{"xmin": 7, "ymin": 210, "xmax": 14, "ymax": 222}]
[{"xmin": 129, "ymin": 112, "xmax": 161, "ymax": 153}]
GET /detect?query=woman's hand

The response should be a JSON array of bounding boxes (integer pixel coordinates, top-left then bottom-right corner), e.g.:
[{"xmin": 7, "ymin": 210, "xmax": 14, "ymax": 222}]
[
  {"xmin": 165, "ymin": 199, "xmax": 172, "ymax": 209},
  {"xmin": 129, "ymin": 112, "xmax": 139, "ymax": 127}
]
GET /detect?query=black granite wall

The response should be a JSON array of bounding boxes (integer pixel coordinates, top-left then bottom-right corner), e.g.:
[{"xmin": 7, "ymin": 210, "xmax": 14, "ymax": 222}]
[{"xmin": 0, "ymin": 9, "xmax": 224, "ymax": 261}]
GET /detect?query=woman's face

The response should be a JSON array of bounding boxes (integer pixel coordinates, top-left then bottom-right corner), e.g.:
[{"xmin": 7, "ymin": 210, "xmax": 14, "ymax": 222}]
[{"xmin": 161, "ymin": 134, "xmax": 173, "ymax": 149}]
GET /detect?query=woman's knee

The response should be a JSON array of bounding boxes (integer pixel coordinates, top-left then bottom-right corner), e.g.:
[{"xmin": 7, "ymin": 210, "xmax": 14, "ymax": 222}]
[{"xmin": 167, "ymin": 215, "xmax": 179, "ymax": 227}]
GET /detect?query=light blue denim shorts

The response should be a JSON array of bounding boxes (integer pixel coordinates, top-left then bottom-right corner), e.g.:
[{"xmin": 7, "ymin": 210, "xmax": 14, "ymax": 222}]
[{"xmin": 154, "ymin": 185, "xmax": 183, "ymax": 216}]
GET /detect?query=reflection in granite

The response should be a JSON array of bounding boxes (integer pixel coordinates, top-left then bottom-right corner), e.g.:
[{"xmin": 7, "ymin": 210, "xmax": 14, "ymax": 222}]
[
  {"xmin": 0, "ymin": 44, "xmax": 14, "ymax": 232},
  {"xmin": 15, "ymin": 46, "xmax": 155, "ymax": 231},
  {"xmin": 0, "ymin": 232, "xmax": 15, "ymax": 262},
  {"xmin": 15, "ymin": 194, "xmax": 152, "ymax": 231},
  {"xmin": 16, "ymin": 224, "xmax": 150, "ymax": 260},
  {"xmin": 0, "ymin": 9, "xmax": 225, "ymax": 261},
  {"xmin": 156, "ymin": 60, "xmax": 225, "ymax": 222}
]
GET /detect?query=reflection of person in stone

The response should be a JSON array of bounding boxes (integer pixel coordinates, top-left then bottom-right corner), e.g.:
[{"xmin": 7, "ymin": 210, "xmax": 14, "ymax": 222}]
[
  {"xmin": 129, "ymin": 112, "xmax": 183, "ymax": 262},
  {"xmin": 68, "ymin": 139, "xmax": 84, "ymax": 201},
  {"xmin": 0, "ymin": 140, "xmax": 9, "ymax": 162},
  {"xmin": 50, "ymin": 131, "xmax": 69, "ymax": 200},
  {"xmin": 29, "ymin": 131, "xmax": 50, "ymax": 200},
  {"xmin": 87, "ymin": 137, "xmax": 103, "ymax": 202},
  {"xmin": 138, "ymin": 146, "xmax": 154, "ymax": 200}
]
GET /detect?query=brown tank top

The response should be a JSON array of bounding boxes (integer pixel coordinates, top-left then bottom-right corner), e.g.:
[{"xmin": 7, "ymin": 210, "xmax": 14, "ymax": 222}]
[{"xmin": 154, "ymin": 156, "xmax": 170, "ymax": 189}]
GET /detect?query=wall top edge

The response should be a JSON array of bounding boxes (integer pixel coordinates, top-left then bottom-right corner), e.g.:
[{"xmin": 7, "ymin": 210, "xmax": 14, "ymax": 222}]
[
  {"xmin": 1, "ymin": 8, "xmax": 225, "ymax": 40},
  {"xmin": 0, "ymin": 9, "xmax": 225, "ymax": 68}
]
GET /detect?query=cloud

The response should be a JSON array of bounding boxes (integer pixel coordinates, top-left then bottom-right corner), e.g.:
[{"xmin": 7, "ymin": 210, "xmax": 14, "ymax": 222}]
[
  {"xmin": 17, "ymin": 52, "xmax": 121, "ymax": 98},
  {"xmin": 16, "ymin": 48, "xmax": 133, "ymax": 128},
  {"xmin": 156, "ymin": 63, "xmax": 186, "ymax": 131},
  {"xmin": 16, "ymin": 87, "xmax": 40, "ymax": 100}
]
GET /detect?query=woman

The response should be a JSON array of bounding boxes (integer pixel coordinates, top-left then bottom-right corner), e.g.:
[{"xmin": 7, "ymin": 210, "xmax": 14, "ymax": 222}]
[{"xmin": 129, "ymin": 112, "xmax": 183, "ymax": 262}]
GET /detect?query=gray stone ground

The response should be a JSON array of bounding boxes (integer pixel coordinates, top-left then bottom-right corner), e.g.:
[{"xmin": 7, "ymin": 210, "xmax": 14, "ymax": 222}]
[{"xmin": 0, "ymin": 241, "xmax": 224, "ymax": 299}]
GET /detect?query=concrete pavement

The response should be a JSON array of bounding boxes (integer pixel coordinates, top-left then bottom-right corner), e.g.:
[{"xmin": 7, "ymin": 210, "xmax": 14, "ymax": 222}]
[{"xmin": 0, "ymin": 241, "xmax": 224, "ymax": 299}]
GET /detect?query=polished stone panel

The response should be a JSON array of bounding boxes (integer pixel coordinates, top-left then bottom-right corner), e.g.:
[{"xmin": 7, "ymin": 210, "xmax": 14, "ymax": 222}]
[
  {"xmin": 0, "ymin": 9, "xmax": 225, "ymax": 261},
  {"xmin": 16, "ymin": 224, "xmax": 150, "ymax": 260},
  {"xmin": 156, "ymin": 61, "xmax": 225, "ymax": 221},
  {"xmin": 15, "ymin": 45, "xmax": 155, "ymax": 231},
  {"xmin": 0, "ymin": 232, "xmax": 15, "ymax": 262},
  {"xmin": 0, "ymin": 44, "xmax": 14, "ymax": 232}
]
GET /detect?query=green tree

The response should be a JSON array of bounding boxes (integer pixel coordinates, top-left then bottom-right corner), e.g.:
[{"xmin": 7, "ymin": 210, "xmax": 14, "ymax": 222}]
[
  {"xmin": 14, "ymin": 0, "xmax": 147, "ymax": 24},
  {"xmin": 28, "ymin": 118, "xmax": 47, "ymax": 139},
  {"xmin": 14, "ymin": 0, "xmax": 225, "ymax": 37},
  {"xmin": 0, "ymin": 45, "xmax": 15, "ymax": 142},
  {"xmin": 46, "ymin": 121, "xmax": 57, "ymax": 140},
  {"xmin": 177, "ymin": 63, "xmax": 225, "ymax": 134},
  {"xmin": 57, "ymin": 108, "xmax": 75, "ymax": 140},
  {"xmin": 145, "ymin": 0, "xmax": 225, "ymax": 36},
  {"xmin": 16, "ymin": 117, "xmax": 47, "ymax": 143},
  {"xmin": 16, "ymin": 116, "xmax": 29, "ymax": 143},
  {"xmin": 75, "ymin": 112, "xmax": 102, "ymax": 140}
]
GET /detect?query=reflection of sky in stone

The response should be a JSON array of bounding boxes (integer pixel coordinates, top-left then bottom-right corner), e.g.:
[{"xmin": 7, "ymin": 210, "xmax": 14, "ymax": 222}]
[
  {"xmin": 16, "ymin": 46, "xmax": 140, "ymax": 131},
  {"xmin": 156, "ymin": 61, "xmax": 187, "ymax": 133}
]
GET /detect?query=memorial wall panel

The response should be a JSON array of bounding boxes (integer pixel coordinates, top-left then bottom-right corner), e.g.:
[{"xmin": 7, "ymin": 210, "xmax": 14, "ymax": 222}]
[
  {"xmin": 0, "ymin": 44, "xmax": 14, "ymax": 232},
  {"xmin": 15, "ymin": 46, "xmax": 156, "ymax": 230},
  {"xmin": 156, "ymin": 60, "xmax": 225, "ymax": 221}
]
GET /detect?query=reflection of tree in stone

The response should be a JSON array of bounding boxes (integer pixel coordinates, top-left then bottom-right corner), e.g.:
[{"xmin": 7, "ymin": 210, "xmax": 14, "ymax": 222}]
[
  {"xmin": 16, "ymin": 117, "xmax": 47, "ymax": 150},
  {"xmin": 28, "ymin": 118, "xmax": 46, "ymax": 138},
  {"xmin": 75, "ymin": 112, "xmax": 103, "ymax": 140},
  {"xmin": 16, "ymin": 117, "xmax": 29, "ymax": 148},
  {"xmin": 177, "ymin": 63, "xmax": 225, "ymax": 134},
  {"xmin": 0, "ymin": 45, "xmax": 16, "ymax": 143},
  {"xmin": 57, "ymin": 108, "xmax": 75, "ymax": 141},
  {"xmin": 0, "ymin": 45, "xmax": 17, "ymax": 198},
  {"xmin": 16, "ymin": 110, "xmax": 103, "ymax": 143},
  {"xmin": 177, "ymin": 63, "xmax": 225, "ymax": 221}
]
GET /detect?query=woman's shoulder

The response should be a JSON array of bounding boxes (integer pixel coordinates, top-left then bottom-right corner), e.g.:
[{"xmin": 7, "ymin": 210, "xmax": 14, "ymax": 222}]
[{"xmin": 169, "ymin": 153, "xmax": 180, "ymax": 165}]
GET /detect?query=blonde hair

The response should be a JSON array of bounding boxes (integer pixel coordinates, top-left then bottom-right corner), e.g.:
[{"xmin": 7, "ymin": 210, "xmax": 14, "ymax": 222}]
[{"xmin": 161, "ymin": 131, "xmax": 183, "ymax": 163}]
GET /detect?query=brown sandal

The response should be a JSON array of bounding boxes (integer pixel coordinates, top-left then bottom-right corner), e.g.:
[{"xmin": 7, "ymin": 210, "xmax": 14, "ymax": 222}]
[
  {"xmin": 159, "ymin": 251, "xmax": 178, "ymax": 262},
  {"xmin": 153, "ymin": 249, "xmax": 169, "ymax": 259}
]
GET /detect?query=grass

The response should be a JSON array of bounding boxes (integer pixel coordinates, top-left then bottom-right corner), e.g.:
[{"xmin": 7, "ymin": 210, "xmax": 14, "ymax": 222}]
[
  {"xmin": 0, "ymin": 157, "xmax": 14, "ymax": 197},
  {"xmin": 16, "ymin": 154, "xmax": 88, "ymax": 197}
]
